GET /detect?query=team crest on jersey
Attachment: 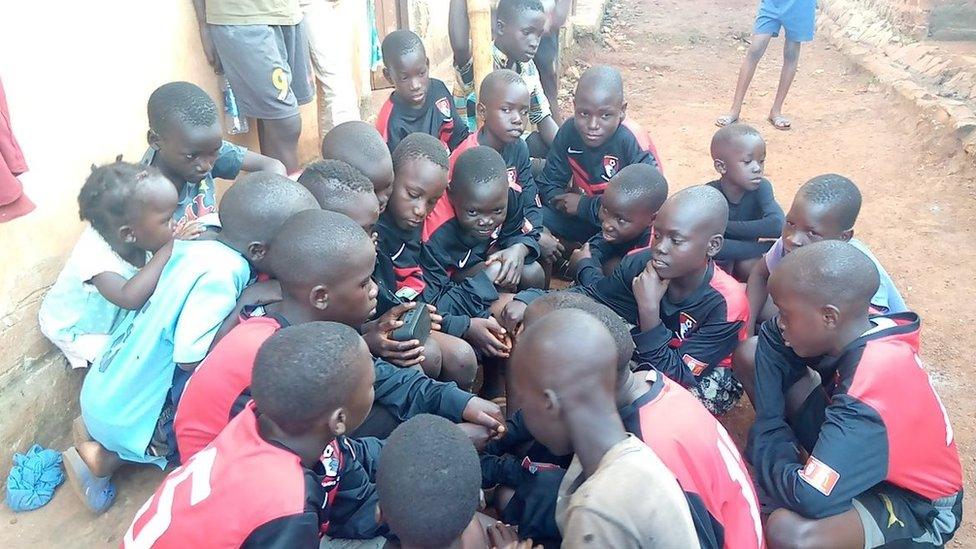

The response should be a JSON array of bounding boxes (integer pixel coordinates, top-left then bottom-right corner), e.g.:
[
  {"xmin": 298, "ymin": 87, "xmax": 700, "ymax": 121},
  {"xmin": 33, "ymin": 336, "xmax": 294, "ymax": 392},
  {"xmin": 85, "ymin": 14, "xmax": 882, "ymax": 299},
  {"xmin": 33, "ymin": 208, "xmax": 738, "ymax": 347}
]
[
  {"xmin": 678, "ymin": 312, "xmax": 697, "ymax": 340},
  {"xmin": 682, "ymin": 354, "xmax": 707, "ymax": 376},
  {"xmin": 603, "ymin": 155, "xmax": 619, "ymax": 179},
  {"xmin": 507, "ymin": 167, "xmax": 518, "ymax": 188},
  {"xmin": 435, "ymin": 97, "xmax": 452, "ymax": 118},
  {"xmin": 798, "ymin": 456, "xmax": 840, "ymax": 496},
  {"xmin": 319, "ymin": 440, "xmax": 342, "ymax": 490}
]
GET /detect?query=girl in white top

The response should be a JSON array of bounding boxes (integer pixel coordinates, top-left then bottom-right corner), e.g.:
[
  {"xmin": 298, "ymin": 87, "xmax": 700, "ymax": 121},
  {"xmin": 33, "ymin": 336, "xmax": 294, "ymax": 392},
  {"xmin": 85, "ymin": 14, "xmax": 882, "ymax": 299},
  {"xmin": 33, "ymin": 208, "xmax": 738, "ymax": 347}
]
[{"xmin": 39, "ymin": 161, "xmax": 198, "ymax": 368}]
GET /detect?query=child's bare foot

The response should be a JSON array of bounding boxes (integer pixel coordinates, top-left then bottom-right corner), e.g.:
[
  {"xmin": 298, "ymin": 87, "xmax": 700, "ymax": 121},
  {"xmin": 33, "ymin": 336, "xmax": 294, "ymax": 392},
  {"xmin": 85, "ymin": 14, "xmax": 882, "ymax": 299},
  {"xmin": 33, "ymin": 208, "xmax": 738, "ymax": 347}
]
[
  {"xmin": 715, "ymin": 113, "xmax": 739, "ymax": 127},
  {"xmin": 77, "ymin": 440, "xmax": 121, "ymax": 478},
  {"xmin": 71, "ymin": 416, "xmax": 92, "ymax": 448},
  {"xmin": 62, "ymin": 446, "xmax": 116, "ymax": 514},
  {"xmin": 768, "ymin": 113, "xmax": 792, "ymax": 130}
]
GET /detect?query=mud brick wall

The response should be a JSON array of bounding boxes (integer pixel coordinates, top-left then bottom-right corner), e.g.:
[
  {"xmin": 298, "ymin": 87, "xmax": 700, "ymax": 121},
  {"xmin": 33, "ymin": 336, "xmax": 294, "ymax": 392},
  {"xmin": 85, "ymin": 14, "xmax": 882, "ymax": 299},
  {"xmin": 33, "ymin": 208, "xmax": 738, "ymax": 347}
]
[{"xmin": 848, "ymin": 0, "xmax": 976, "ymax": 40}]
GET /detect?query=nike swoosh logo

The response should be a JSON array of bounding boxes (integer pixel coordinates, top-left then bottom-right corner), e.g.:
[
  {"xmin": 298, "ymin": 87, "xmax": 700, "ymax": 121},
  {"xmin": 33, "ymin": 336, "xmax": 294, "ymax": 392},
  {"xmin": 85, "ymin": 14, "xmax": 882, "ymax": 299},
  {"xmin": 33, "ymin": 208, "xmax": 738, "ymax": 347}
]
[
  {"xmin": 458, "ymin": 249, "xmax": 473, "ymax": 269},
  {"xmin": 391, "ymin": 243, "xmax": 406, "ymax": 261},
  {"xmin": 567, "ymin": 147, "xmax": 583, "ymax": 154}
]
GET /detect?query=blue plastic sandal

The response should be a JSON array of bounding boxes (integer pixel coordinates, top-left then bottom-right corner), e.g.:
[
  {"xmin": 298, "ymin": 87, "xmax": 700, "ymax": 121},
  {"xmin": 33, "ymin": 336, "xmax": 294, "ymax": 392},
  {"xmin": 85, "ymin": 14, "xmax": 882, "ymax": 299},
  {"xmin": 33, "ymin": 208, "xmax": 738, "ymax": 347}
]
[{"xmin": 61, "ymin": 447, "xmax": 116, "ymax": 514}]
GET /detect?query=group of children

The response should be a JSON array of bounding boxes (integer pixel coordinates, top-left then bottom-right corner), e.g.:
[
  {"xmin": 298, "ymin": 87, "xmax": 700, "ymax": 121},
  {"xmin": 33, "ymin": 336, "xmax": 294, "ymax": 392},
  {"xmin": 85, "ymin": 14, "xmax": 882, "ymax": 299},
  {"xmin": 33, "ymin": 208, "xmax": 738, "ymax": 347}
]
[{"xmin": 37, "ymin": 0, "xmax": 963, "ymax": 547}]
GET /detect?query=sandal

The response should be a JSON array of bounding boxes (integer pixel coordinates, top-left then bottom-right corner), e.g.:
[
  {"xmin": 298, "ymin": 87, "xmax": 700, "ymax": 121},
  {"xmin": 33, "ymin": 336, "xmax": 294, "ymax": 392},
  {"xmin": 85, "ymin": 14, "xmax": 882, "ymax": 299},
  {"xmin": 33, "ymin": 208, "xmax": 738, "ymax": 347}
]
[
  {"xmin": 768, "ymin": 114, "xmax": 792, "ymax": 131},
  {"xmin": 715, "ymin": 114, "xmax": 739, "ymax": 127},
  {"xmin": 62, "ymin": 447, "xmax": 116, "ymax": 514}
]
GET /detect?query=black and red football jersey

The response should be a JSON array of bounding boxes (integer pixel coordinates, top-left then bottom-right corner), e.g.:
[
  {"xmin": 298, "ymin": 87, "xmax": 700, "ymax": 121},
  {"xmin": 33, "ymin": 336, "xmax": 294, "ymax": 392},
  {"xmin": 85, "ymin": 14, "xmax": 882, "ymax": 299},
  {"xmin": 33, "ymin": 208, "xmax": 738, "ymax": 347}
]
[
  {"xmin": 749, "ymin": 313, "xmax": 963, "ymax": 520},
  {"xmin": 375, "ymin": 78, "xmax": 469, "ymax": 153},
  {"xmin": 376, "ymin": 211, "xmax": 426, "ymax": 302},
  {"xmin": 538, "ymin": 119, "xmax": 661, "ymax": 227},
  {"xmin": 125, "ymin": 404, "xmax": 384, "ymax": 548},
  {"xmin": 622, "ymin": 372, "xmax": 764, "ymax": 549}
]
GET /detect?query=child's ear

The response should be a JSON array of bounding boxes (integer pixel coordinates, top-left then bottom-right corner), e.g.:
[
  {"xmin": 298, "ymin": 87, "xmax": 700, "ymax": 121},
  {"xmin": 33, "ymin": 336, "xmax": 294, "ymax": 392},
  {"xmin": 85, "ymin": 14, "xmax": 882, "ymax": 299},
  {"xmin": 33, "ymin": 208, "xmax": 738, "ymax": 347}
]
[
  {"xmin": 713, "ymin": 158, "xmax": 727, "ymax": 175},
  {"xmin": 375, "ymin": 504, "xmax": 384, "ymax": 526},
  {"xmin": 476, "ymin": 101, "xmax": 487, "ymax": 121},
  {"xmin": 382, "ymin": 66, "xmax": 393, "ymax": 86},
  {"xmin": 309, "ymin": 284, "xmax": 329, "ymax": 311},
  {"xmin": 706, "ymin": 233, "xmax": 724, "ymax": 258},
  {"xmin": 118, "ymin": 225, "xmax": 136, "ymax": 244},
  {"xmin": 147, "ymin": 129, "xmax": 161, "ymax": 150},
  {"xmin": 495, "ymin": 18, "xmax": 506, "ymax": 36},
  {"xmin": 619, "ymin": 100, "xmax": 628, "ymax": 120},
  {"xmin": 329, "ymin": 408, "xmax": 348, "ymax": 436},
  {"xmin": 840, "ymin": 229, "xmax": 854, "ymax": 242},
  {"xmin": 247, "ymin": 242, "xmax": 267, "ymax": 264},
  {"xmin": 425, "ymin": 57, "xmax": 430, "ymax": 69},
  {"xmin": 822, "ymin": 304, "xmax": 840, "ymax": 330},
  {"xmin": 542, "ymin": 389, "xmax": 561, "ymax": 417}
]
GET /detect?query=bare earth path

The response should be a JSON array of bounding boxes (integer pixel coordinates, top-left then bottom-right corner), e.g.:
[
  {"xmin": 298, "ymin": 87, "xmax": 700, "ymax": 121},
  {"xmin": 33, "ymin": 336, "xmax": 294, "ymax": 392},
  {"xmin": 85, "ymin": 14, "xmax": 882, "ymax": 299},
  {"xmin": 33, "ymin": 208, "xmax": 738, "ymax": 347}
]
[{"xmin": 2, "ymin": 0, "xmax": 974, "ymax": 545}]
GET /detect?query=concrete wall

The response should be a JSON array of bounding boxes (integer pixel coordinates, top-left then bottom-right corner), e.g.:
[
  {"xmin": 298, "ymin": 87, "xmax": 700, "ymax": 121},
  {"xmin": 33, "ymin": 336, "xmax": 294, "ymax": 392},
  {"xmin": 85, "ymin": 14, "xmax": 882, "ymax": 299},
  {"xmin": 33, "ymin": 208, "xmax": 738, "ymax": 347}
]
[{"xmin": 0, "ymin": 1, "xmax": 322, "ymax": 468}]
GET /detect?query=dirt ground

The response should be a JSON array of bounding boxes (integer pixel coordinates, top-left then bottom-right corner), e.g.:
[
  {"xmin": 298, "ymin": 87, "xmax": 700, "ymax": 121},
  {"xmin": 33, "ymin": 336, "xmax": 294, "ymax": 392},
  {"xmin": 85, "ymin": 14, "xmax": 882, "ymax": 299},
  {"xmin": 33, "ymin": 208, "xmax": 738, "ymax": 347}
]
[{"xmin": 3, "ymin": 0, "xmax": 975, "ymax": 546}]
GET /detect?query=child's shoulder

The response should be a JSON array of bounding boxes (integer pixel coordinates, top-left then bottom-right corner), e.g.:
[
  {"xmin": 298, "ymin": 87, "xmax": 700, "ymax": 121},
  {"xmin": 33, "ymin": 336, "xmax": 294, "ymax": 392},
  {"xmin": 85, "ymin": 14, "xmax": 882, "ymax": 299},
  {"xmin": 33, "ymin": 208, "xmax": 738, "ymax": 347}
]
[
  {"xmin": 429, "ymin": 78, "xmax": 452, "ymax": 98},
  {"xmin": 171, "ymin": 239, "xmax": 250, "ymax": 276},
  {"xmin": 706, "ymin": 264, "xmax": 749, "ymax": 321}
]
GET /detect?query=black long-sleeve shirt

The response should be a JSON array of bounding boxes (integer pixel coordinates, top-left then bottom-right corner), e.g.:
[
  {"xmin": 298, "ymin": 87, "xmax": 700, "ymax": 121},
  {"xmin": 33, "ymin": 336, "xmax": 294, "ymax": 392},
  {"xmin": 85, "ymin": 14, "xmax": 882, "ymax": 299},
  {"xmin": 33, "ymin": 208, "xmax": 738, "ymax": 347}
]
[{"xmin": 706, "ymin": 178, "xmax": 784, "ymax": 261}]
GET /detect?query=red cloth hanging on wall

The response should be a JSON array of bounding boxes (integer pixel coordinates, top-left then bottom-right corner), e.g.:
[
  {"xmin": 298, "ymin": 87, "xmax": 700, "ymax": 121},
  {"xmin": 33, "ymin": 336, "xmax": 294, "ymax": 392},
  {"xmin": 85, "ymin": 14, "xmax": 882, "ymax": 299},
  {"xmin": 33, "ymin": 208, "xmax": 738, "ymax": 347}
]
[{"xmin": 0, "ymin": 77, "xmax": 34, "ymax": 223}]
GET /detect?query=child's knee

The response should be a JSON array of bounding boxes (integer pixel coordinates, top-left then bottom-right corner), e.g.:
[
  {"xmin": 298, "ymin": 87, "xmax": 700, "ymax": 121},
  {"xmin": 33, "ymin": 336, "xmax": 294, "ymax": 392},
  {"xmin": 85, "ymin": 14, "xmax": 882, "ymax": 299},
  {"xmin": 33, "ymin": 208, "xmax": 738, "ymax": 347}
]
[
  {"xmin": 766, "ymin": 508, "xmax": 814, "ymax": 549},
  {"xmin": 420, "ymin": 336, "xmax": 444, "ymax": 380},
  {"xmin": 747, "ymin": 36, "xmax": 772, "ymax": 61},
  {"xmin": 783, "ymin": 40, "xmax": 802, "ymax": 63},
  {"xmin": 435, "ymin": 334, "xmax": 478, "ymax": 390},
  {"xmin": 519, "ymin": 262, "xmax": 546, "ymax": 290},
  {"xmin": 732, "ymin": 336, "xmax": 758, "ymax": 378}
]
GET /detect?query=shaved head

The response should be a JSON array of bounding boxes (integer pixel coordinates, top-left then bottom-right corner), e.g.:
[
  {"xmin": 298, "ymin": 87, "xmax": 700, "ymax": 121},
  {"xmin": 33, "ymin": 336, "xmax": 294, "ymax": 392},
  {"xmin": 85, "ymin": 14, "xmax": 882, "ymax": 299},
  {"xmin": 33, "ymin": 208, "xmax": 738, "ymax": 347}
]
[
  {"xmin": 268, "ymin": 209, "xmax": 375, "ymax": 296},
  {"xmin": 450, "ymin": 145, "xmax": 508, "ymax": 199},
  {"xmin": 772, "ymin": 240, "xmax": 879, "ymax": 310},
  {"xmin": 710, "ymin": 123, "xmax": 763, "ymax": 159},
  {"xmin": 321, "ymin": 121, "xmax": 394, "ymax": 193},
  {"xmin": 661, "ymin": 184, "xmax": 729, "ymax": 236},
  {"xmin": 576, "ymin": 65, "xmax": 624, "ymax": 105},
  {"xmin": 479, "ymin": 68, "xmax": 528, "ymax": 102},
  {"xmin": 218, "ymin": 172, "xmax": 319, "ymax": 257}
]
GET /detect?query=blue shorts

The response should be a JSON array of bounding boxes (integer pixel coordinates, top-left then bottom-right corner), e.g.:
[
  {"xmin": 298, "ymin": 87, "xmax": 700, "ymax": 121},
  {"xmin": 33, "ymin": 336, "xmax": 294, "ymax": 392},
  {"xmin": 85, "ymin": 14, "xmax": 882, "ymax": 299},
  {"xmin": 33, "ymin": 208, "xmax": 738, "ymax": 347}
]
[{"xmin": 754, "ymin": 0, "xmax": 817, "ymax": 42}]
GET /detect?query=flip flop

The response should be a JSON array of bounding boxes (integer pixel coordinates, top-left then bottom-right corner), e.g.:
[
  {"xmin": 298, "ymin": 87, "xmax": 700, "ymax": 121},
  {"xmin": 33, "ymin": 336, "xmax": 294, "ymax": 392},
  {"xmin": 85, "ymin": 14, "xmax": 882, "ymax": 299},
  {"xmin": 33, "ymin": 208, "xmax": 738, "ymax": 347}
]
[
  {"xmin": 715, "ymin": 114, "xmax": 739, "ymax": 127},
  {"xmin": 62, "ymin": 447, "xmax": 116, "ymax": 514},
  {"xmin": 768, "ymin": 114, "xmax": 792, "ymax": 130}
]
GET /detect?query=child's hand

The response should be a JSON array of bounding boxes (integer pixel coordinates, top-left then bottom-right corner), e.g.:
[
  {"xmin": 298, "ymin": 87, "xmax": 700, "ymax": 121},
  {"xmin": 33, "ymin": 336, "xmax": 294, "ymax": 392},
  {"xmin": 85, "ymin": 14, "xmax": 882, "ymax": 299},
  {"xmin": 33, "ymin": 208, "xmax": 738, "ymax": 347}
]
[
  {"xmin": 552, "ymin": 193, "xmax": 581, "ymax": 216},
  {"xmin": 425, "ymin": 304, "xmax": 444, "ymax": 332},
  {"xmin": 570, "ymin": 242, "xmax": 592, "ymax": 264},
  {"xmin": 465, "ymin": 317, "xmax": 510, "ymax": 358},
  {"xmin": 487, "ymin": 522, "xmax": 539, "ymax": 549},
  {"xmin": 174, "ymin": 221, "xmax": 206, "ymax": 240},
  {"xmin": 362, "ymin": 302, "xmax": 426, "ymax": 367},
  {"xmin": 497, "ymin": 300, "xmax": 527, "ymax": 334},
  {"xmin": 486, "ymin": 245, "xmax": 528, "ymax": 288},
  {"xmin": 632, "ymin": 261, "xmax": 669, "ymax": 331},
  {"xmin": 461, "ymin": 397, "xmax": 507, "ymax": 438},
  {"xmin": 457, "ymin": 422, "xmax": 493, "ymax": 452},
  {"xmin": 538, "ymin": 228, "xmax": 564, "ymax": 263}
]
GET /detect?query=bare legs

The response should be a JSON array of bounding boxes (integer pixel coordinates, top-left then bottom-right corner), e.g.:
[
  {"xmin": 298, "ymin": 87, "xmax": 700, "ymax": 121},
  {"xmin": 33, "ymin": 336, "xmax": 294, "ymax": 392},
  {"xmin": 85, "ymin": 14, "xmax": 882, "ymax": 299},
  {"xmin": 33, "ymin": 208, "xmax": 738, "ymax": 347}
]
[
  {"xmin": 257, "ymin": 115, "xmax": 302, "ymax": 173},
  {"xmin": 717, "ymin": 35, "xmax": 802, "ymax": 131}
]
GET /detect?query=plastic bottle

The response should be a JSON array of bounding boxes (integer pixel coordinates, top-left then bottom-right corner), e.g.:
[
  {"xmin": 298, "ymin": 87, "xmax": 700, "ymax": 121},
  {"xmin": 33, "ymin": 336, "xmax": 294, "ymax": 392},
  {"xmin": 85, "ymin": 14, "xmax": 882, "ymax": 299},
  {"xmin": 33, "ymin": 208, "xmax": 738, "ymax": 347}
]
[{"xmin": 220, "ymin": 75, "xmax": 248, "ymax": 135}]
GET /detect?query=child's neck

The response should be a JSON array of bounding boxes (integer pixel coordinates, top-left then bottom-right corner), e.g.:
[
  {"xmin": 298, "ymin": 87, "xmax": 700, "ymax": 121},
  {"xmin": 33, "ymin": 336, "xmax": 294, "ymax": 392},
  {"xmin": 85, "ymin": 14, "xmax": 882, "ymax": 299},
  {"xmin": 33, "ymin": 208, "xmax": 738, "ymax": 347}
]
[
  {"xmin": 256, "ymin": 414, "xmax": 333, "ymax": 468},
  {"xmin": 105, "ymin": 238, "xmax": 147, "ymax": 268},
  {"xmin": 666, "ymin": 262, "xmax": 709, "ymax": 303},
  {"xmin": 830, "ymin": 315, "xmax": 875, "ymax": 357},
  {"xmin": 478, "ymin": 127, "xmax": 508, "ymax": 153},
  {"xmin": 716, "ymin": 177, "xmax": 747, "ymax": 204},
  {"xmin": 264, "ymin": 295, "xmax": 321, "ymax": 327},
  {"xmin": 566, "ymin": 399, "xmax": 628, "ymax": 478},
  {"xmin": 150, "ymin": 155, "xmax": 188, "ymax": 192}
]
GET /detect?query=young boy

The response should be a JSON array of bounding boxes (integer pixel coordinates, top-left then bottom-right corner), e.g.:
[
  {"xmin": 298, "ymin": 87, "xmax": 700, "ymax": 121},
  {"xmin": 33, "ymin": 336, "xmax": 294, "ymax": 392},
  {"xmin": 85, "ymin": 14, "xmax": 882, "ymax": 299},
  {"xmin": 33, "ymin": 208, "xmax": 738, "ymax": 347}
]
[
  {"xmin": 321, "ymin": 120, "xmax": 395, "ymax": 213},
  {"xmin": 538, "ymin": 65, "xmax": 661, "ymax": 246},
  {"xmin": 376, "ymin": 30, "xmax": 469, "ymax": 153},
  {"xmin": 64, "ymin": 174, "xmax": 318, "ymax": 513},
  {"xmin": 706, "ymin": 123, "xmax": 783, "ymax": 280},
  {"xmin": 488, "ymin": 293, "xmax": 763, "ymax": 548},
  {"xmin": 568, "ymin": 163, "xmax": 668, "ymax": 285},
  {"xmin": 510, "ymin": 309, "xmax": 699, "ymax": 546},
  {"xmin": 449, "ymin": 0, "xmax": 558, "ymax": 147},
  {"xmin": 143, "ymin": 81, "xmax": 286, "ymax": 230},
  {"xmin": 744, "ymin": 174, "xmax": 906, "ymax": 334},
  {"xmin": 126, "ymin": 322, "xmax": 386, "ymax": 546},
  {"xmin": 174, "ymin": 209, "xmax": 504, "ymax": 461},
  {"xmin": 298, "ymin": 160, "xmax": 479, "ymax": 388},
  {"xmin": 504, "ymin": 185, "xmax": 749, "ymax": 415},
  {"xmin": 716, "ymin": 0, "xmax": 816, "ymax": 130},
  {"xmin": 423, "ymin": 146, "xmax": 539, "ymax": 358},
  {"xmin": 752, "ymin": 241, "xmax": 962, "ymax": 549},
  {"xmin": 450, "ymin": 69, "xmax": 561, "ymax": 264},
  {"xmin": 377, "ymin": 414, "xmax": 487, "ymax": 549}
]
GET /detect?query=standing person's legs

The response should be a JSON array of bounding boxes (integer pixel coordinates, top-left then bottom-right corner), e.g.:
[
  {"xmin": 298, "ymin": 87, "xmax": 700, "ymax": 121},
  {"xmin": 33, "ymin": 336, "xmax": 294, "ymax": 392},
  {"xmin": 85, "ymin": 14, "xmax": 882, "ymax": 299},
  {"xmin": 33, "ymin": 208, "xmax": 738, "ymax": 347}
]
[
  {"xmin": 715, "ymin": 33, "xmax": 773, "ymax": 127},
  {"xmin": 304, "ymin": 0, "xmax": 362, "ymax": 136},
  {"xmin": 210, "ymin": 22, "xmax": 313, "ymax": 173},
  {"xmin": 535, "ymin": 33, "xmax": 561, "ymax": 124},
  {"xmin": 767, "ymin": 40, "xmax": 801, "ymax": 130}
]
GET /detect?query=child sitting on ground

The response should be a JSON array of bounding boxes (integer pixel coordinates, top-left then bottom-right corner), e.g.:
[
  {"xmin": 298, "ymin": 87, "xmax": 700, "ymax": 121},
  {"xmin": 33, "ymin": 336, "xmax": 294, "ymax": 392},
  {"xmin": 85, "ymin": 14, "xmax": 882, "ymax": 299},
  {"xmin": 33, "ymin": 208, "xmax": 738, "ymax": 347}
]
[
  {"xmin": 706, "ymin": 123, "xmax": 783, "ymax": 280},
  {"xmin": 63, "ymin": 174, "xmax": 318, "ymax": 513},
  {"xmin": 509, "ymin": 309, "xmax": 698, "ymax": 546},
  {"xmin": 174, "ymin": 210, "xmax": 502, "ymax": 461},
  {"xmin": 503, "ymin": 185, "xmax": 749, "ymax": 415},
  {"xmin": 142, "ymin": 82, "xmax": 285, "ymax": 229},
  {"xmin": 752, "ymin": 241, "xmax": 962, "ymax": 549},
  {"xmin": 377, "ymin": 414, "xmax": 492, "ymax": 549},
  {"xmin": 449, "ymin": 0, "xmax": 559, "ymax": 151},
  {"xmin": 568, "ymin": 163, "xmax": 668, "ymax": 285},
  {"xmin": 298, "ymin": 160, "xmax": 478, "ymax": 388},
  {"xmin": 538, "ymin": 65, "xmax": 661, "ymax": 250},
  {"xmin": 376, "ymin": 30, "xmax": 469, "ymax": 153},
  {"xmin": 321, "ymin": 121, "xmax": 395, "ymax": 213},
  {"xmin": 487, "ymin": 292, "xmax": 763, "ymax": 548},
  {"xmin": 450, "ymin": 69, "xmax": 561, "ymax": 264},
  {"xmin": 423, "ymin": 147, "xmax": 541, "ymax": 359},
  {"xmin": 39, "ymin": 162, "xmax": 189, "ymax": 369},
  {"xmin": 126, "ymin": 322, "xmax": 386, "ymax": 546}
]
